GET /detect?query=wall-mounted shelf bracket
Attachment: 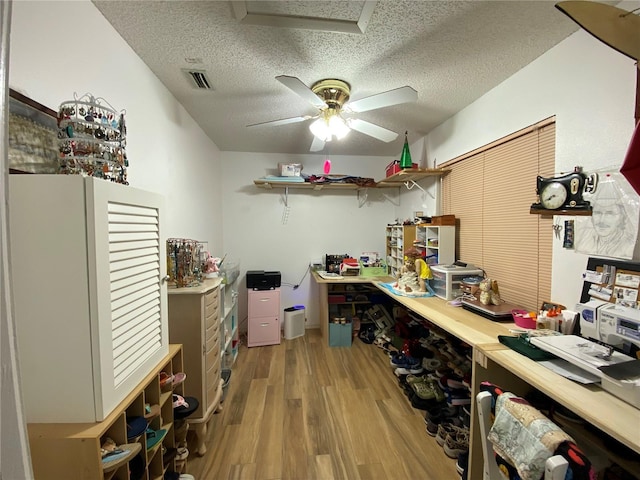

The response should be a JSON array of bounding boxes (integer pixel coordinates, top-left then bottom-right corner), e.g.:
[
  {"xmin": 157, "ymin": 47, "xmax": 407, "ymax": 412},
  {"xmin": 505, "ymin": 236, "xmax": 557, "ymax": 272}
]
[
  {"xmin": 381, "ymin": 190, "xmax": 400, "ymax": 206},
  {"xmin": 357, "ymin": 188, "xmax": 368, "ymax": 208},
  {"xmin": 404, "ymin": 179, "xmax": 435, "ymax": 199},
  {"xmin": 281, "ymin": 186, "xmax": 289, "ymax": 207}
]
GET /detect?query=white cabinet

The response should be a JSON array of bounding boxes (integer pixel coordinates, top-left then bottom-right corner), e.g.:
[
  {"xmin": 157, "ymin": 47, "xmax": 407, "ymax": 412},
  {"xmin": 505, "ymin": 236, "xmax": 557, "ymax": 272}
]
[
  {"xmin": 9, "ymin": 175, "xmax": 168, "ymax": 423},
  {"xmin": 167, "ymin": 278, "xmax": 223, "ymax": 455},
  {"xmin": 415, "ymin": 225, "xmax": 455, "ymax": 265},
  {"xmin": 386, "ymin": 225, "xmax": 417, "ymax": 277}
]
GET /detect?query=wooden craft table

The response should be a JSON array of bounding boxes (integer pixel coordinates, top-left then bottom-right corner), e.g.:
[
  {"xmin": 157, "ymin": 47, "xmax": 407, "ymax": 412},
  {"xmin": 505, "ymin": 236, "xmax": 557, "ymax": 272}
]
[{"xmin": 311, "ymin": 272, "xmax": 640, "ymax": 478}]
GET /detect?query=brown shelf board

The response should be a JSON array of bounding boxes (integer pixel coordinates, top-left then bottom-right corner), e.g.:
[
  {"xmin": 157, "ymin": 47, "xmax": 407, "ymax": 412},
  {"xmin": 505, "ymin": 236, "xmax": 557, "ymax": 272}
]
[
  {"xmin": 376, "ymin": 168, "xmax": 448, "ymax": 185},
  {"xmin": 254, "ymin": 180, "xmax": 362, "ymax": 190},
  {"xmin": 530, "ymin": 207, "xmax": 592, "ymax": 216}
]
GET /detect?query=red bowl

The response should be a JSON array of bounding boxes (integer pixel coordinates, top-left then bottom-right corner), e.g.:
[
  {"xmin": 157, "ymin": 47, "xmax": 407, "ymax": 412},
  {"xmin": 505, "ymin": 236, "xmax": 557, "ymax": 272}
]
[{"xmin": 512, "ymin": 309, "xmax": 537, "ymax": 329}]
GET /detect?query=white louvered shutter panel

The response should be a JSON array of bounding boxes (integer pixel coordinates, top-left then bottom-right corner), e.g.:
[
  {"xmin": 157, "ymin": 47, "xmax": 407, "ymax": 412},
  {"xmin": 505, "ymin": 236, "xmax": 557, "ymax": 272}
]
[{"xmin": 109, "ymin": 202, "xmax": 162, "ymax": 386}]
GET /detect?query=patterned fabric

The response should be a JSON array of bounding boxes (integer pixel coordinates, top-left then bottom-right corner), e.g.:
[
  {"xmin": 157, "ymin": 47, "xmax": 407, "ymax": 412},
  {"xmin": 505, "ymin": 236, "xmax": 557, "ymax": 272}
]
[
  {"xmin": 479, "ymin": 382, "xmax": 596, "ymax": 480},
  {"xmin": 488, "ymin": 394, "xmax": 573, "ymax": 480}
]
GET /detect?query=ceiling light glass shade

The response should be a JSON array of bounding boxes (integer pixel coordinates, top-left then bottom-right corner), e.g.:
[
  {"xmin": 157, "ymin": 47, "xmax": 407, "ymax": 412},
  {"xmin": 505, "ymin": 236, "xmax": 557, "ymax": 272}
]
[{"xmin": 309, "ymin": 109, "xmax": 350, "ymax": 142}]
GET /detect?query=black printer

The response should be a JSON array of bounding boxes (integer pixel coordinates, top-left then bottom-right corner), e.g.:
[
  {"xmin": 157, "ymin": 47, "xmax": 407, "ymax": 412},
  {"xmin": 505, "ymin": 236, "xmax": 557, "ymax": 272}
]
[{"xmin": 246, "ymin": 270, "xmax": 281, "ymax": 290}]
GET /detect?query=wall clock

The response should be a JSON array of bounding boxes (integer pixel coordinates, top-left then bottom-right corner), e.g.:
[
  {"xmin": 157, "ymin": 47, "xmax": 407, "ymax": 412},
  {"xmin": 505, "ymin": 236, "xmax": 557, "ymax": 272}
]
[{"xmin": 531, "ymin": 167, "xmax": 598, "ymax": 213}]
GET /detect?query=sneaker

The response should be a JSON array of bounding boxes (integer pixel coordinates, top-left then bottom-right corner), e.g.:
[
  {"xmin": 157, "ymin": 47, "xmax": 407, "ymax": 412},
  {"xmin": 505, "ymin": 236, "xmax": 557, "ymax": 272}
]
[
  {"xmin": 424, "ymin": 403, "xmax": 458, "ymax": 421},
  {"xmin": 425, "ymin": 416, "xmax": 441, "ymax": 436},
  {"xmin": 444, "ymin": 430, "xmax": 469, "ymax": 459},
  {"xmin": 394, "ymin": 366, "xmax": 424, "ymax": 376},
  {"xmin": 439, "ymin": 374, "xmax": 465, "ymax": 390},
  {"xmin": 390, "ymin": 353, "xmax": 420, "ymax": 369},
  {"xmin": 435, "ymin": 422, "xmax": 458, "ymax": 446},
  {"xmin": 422, "ymin": 358, "xmax": 441, "ymax": 372},
  {"xmin": 456, "ymin": 450, "xmax": 469, "ymax": 475},
  {"xmin": 446, "ymin": 388, "xmax": 471, "ymax": 406}
]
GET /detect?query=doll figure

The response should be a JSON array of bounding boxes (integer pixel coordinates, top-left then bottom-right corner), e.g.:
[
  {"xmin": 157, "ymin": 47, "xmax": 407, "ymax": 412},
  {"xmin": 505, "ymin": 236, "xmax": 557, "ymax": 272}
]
[{"xmin": 395, "ymin": 247, "xmax": 431, "ymax": 292}]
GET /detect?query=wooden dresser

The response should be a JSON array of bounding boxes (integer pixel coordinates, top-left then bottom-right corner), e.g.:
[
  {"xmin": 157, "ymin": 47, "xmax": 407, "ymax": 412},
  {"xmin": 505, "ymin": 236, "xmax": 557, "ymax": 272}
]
[{"xmin": 167, "ymin": 278, "xmax": 224, "ymax": 455}]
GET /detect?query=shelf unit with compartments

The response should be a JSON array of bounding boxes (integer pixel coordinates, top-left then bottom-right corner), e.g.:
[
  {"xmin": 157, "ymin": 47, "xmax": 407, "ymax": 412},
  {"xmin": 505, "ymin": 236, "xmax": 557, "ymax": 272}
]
[
  {"xmin": 414, "ymin": 225, "xmax": 456, "ymax": 265},
  {"xmin": 27, "ymin": 345, "xmax": 184, "ymax": 480},
  {"xmin": 220, "ymin": 282, "xmax": 239, "ymax": 368},
  {"xmin": 386, "ymin": 224, "xmax": 417, "ymax": 277}
]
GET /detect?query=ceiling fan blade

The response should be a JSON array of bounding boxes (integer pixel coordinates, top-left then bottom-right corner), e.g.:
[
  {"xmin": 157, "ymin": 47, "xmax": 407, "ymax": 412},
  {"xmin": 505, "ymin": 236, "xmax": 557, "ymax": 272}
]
[
  {"xmin": 347, "ymin": 119, "xmax": 399, "ymax": 143},
  {"xmin": 276, "ymin": 75, "xmax": 327, "ymax": 110},
  {"xmin": 310, "ymin": 136, "xmax": 325, "ymax": 152},
  {"xmin": 345, "ymin": 86, "xmax": 418, "ymax": 113},
  {"xmin": 247, "ymin": 115, "xmax": 313, "ymax": 128}
]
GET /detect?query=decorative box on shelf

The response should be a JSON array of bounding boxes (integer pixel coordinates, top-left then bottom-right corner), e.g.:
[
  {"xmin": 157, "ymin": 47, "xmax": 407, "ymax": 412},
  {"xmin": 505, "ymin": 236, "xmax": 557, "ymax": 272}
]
[{"xmin": 385, "ymin": 160, "xmax": 418, "ymax": 178}]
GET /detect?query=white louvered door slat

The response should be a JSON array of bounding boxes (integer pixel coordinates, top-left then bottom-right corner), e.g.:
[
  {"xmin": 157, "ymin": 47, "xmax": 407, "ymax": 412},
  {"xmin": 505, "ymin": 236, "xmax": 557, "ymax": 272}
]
[{"xmin": 108, "ymin": 200, "xmax": 163, "ymax": 388}]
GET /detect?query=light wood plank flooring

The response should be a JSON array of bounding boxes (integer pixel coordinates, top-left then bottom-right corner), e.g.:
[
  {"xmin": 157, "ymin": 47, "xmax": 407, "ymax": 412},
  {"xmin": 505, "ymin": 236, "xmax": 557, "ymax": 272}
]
[{"xmin": 185, "ymin": 329, "xmax": 459, "ymax": 479}]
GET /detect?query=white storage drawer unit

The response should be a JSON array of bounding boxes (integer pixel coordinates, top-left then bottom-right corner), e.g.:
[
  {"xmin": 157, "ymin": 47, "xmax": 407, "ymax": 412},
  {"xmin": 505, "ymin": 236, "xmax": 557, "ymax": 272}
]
[
  {"xmin": 430, "ymin": 264, "xmax": 484, "ymax": 301},
  {"xmin": 9, "ymin": 175, "xmax": 168, "ymax": 423}
]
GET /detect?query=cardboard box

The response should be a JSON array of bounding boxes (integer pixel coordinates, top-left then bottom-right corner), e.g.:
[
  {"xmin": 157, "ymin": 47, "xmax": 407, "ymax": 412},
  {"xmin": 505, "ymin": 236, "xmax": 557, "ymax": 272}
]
[
  {"xmin": 430, "ymin": 215, "xmax": 456, "ymax": 226},
  {"xmin": 385, "ymin": 160, "xmax": 417, "ymax": 178}
]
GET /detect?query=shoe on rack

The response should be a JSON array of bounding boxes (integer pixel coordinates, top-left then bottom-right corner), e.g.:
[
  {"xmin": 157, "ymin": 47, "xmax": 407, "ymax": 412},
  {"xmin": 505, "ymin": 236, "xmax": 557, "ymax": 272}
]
[
  {"xmin": 444, "ymin": 430, "xmax": 469, "ymax": 459},
  {"xmin": 435, "ymin": 421, "xmax": 463, "ymax": 447},
  {"xmin": 446, "ymin": 388, "xmax": 472, "ymax": 406},
  {"xmin": 456, "ymin": 450, "xmax": 469, "ymax": 475},
  {"xmin": 394, "ymin": 366, "xmax": 424, "ymax": 376},
  {"xmin": 422, "ymin": 358, "xmax": 441, "ymax": 372},
  {"xmin": 390, "ymin": 353, "xmax": 420, "ymax": 369}
]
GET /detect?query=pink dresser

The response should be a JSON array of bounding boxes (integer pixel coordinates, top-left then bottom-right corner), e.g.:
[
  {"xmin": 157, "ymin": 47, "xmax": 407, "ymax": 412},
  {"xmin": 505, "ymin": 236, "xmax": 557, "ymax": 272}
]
[{"xmin": 247, "ymin": 288, "xmax": 281, "ymax": 347}]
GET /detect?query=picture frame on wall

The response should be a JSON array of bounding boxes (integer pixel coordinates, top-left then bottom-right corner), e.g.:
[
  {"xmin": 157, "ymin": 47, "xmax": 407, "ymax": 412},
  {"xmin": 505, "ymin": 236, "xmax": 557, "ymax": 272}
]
[{"xmin": 8, "ymin": 89, "xmax": 58, "ymax": 174}]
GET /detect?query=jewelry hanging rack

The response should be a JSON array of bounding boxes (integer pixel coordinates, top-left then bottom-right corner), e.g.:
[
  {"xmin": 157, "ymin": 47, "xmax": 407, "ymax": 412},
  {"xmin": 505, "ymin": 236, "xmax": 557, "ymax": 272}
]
[{"xmin": 57, "ymin": 92, "xmax": 129, "ymax": 184}]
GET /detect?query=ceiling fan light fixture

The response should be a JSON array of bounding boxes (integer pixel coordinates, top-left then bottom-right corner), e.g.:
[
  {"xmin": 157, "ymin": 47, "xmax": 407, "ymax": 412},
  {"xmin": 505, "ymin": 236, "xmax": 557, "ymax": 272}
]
[{"xmin": 309, "ymin": 108, "xmax": 350, "ymax": 142}]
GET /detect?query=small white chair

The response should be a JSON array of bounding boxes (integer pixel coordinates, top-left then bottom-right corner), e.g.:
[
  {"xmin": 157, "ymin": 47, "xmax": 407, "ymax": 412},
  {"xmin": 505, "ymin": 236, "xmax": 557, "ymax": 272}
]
[{"xmin": 476, "ymin": 391, "xmax": 569, "ymax": 480}]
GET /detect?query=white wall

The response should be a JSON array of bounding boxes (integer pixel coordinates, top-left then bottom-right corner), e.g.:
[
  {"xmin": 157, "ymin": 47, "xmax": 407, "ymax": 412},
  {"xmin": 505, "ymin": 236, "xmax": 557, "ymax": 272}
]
[
  {"xmin": 221, "ymin": 152, "xmax": 398, "ymax": 329},
  {"xmin": 420, "ymin": 5, "xmax": 639, "ymax": 308},
  {"xmin": 8, "ymin": 0, "xmax": 224, "ymax": 249}
]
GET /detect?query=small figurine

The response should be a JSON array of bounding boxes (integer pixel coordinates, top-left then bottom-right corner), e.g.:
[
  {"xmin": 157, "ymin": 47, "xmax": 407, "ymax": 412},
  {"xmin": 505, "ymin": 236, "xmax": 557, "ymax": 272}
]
[
  {"xmin": 202, "ymin": 252, "xmax": 220, "ymax": 277},
  {"xmin": 478, "ymin": 278, "xmax": 502, "ymax": 305},
  {"xmin": 394, "ymin": 247, "xmax": 432, "ymax": 292}
]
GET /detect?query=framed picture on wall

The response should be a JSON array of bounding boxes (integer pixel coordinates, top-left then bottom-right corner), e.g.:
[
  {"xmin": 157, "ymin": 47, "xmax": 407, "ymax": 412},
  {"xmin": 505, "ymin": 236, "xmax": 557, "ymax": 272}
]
[{"xmin": 8, "ymin": 89, "xmax": 59, "ymax": 174}]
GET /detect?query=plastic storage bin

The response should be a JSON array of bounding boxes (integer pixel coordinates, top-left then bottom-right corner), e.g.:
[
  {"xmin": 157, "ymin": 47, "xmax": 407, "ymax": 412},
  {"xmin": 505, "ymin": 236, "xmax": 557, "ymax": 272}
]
[
  {"xmin": 329, "ymin": 322, "xmax": 352, "ymax": 347},
  {"xmin": 221, "ymin": 368, "xmax": 232, "ymax": 402}
]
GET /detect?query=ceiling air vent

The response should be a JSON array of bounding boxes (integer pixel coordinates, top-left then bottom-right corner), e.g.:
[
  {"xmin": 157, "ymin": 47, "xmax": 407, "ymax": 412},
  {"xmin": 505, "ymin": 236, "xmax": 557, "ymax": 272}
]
[{"xmin": 182, "ymin": 69, "xmax": 214, "ymax": 90}]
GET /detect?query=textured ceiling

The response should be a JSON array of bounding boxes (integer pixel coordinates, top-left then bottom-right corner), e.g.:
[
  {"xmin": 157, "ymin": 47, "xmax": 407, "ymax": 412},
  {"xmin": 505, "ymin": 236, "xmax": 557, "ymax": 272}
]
[{"xmin": 92, "ymin": 0, "xmax": 580, "ymax": 157}]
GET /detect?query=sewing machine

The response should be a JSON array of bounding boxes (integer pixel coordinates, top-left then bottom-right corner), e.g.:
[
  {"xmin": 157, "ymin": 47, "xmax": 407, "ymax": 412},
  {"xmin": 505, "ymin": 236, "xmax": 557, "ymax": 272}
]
[{"xmin": 532, "ymin": 303, "xmax": 640, "ymax": 408}]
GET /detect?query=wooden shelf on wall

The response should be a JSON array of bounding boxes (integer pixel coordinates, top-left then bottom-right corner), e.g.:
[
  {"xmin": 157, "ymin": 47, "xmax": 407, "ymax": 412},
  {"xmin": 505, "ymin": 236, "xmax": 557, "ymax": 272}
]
[
  {"xmin": 377, "ymin": 168, "xmax": 448, "ymax": 185},
  {"xmin": 253, "ymin": 168, "xmax": 448, "ymax": 190},
  {"xmin": 253, "ymin": 180, "xmax": 365, "ymax": 190},
  {"xmin": 530, "ymin": 207, "xmax": 592, "ymax": 216}
]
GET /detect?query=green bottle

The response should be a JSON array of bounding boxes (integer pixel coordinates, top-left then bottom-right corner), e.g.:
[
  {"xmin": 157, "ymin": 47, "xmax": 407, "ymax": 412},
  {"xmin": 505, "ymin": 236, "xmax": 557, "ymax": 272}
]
[{"xmin": 399, "ymin": 131, "xmax": 412, "ymax": 169}]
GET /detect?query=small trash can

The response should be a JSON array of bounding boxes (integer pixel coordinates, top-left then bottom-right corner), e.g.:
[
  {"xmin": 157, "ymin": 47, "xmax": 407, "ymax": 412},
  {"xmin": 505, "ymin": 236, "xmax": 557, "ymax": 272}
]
[
  {"xmin": 221, "ymin": 368, "xmax": 232, "ymax": 402},
  {"xmin": 284, "ymin": 305, "xmax": 305, "ymax": 339}
]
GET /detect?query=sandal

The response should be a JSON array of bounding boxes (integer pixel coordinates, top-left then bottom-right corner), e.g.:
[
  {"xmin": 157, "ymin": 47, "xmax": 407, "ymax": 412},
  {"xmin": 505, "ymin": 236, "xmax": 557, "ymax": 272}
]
[
  {"xmin": 145, "ymin": 428, "xmax": 167, "ymax": 451},
  {"xmin": 144, "ymin": 403, "xmax": 161, "ymax": 420},
  {"xmin": 172, "ymin": 394, "xmax": 189, "ymax": 409},
  {"xmin": 101, "ymin": 441, "xmax": 142, "ymax": 473}
]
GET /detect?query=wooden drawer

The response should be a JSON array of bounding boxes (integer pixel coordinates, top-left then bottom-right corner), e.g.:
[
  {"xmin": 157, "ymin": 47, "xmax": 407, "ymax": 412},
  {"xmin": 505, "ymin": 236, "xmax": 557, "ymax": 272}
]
[
  {"xmin": 205, "ymin": 341, "xmax": 219, "ymax": 372},
  {"xmin": 205, "ymin": 365, "xmax": 221, "ymax": 409},
  {"xmin": 205, "ymin": 324, "xmax": 220, "ymax": 353},
  {"xmin": 205, "ymin": 290, "xmax": 219, "ymax": 321},
  {"xmin": 205, "ymin": 309, "xmax": 217, "ymax": 330}
]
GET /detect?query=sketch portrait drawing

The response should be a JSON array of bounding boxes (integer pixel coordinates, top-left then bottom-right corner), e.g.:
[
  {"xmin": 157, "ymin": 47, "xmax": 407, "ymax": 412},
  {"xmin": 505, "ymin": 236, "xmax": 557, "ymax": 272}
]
[{"xmin": 575, "ymin": 173, "xmax": 639, "ymax": 259}]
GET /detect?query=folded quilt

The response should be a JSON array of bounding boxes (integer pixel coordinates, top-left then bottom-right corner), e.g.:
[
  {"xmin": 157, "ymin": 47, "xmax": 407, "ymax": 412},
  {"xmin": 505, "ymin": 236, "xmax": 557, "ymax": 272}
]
[{"xmin": 488, "ymin": 394, "xmax": 573, "ymax": 480}]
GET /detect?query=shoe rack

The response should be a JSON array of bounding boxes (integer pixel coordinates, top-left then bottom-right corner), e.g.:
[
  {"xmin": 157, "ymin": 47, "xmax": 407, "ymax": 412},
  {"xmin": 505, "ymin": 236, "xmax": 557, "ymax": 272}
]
[{"xmin": 27, "ymin": 345, "xmax": 185, "ymax": 480}]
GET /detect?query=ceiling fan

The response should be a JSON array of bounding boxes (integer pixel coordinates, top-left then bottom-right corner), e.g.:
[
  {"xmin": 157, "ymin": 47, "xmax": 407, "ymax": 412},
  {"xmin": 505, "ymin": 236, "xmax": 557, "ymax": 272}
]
[{"xmin": 248, "ymin": 75, "xmax": 418, "ymax": 152}]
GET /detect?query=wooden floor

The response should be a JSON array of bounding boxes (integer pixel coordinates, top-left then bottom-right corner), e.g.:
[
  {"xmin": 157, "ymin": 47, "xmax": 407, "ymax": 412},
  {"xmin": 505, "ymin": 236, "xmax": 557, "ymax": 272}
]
[{"xmin": 185, "ymin": 329, "xmax": 459, "ymax": 479}]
